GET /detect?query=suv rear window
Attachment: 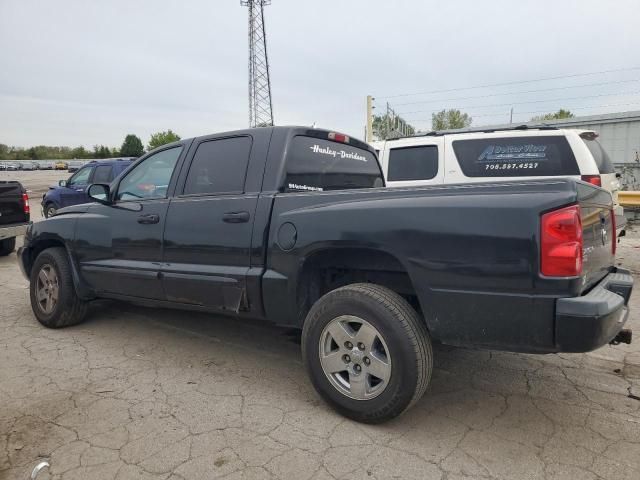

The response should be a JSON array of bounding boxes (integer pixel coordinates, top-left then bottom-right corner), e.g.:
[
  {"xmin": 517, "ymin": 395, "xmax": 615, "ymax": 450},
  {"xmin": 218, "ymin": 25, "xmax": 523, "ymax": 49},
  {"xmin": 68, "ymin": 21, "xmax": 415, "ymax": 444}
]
[
  {"xmin": 452, "ymin": 136, "xmax": 579, "ymax": 177},
  {"xmin": 582, "ymin": 137, "xmax": 615, "ymax": 174},
  {"xmin": 285, "ymin": 136, "xmax": 383, "ymax": 192}
]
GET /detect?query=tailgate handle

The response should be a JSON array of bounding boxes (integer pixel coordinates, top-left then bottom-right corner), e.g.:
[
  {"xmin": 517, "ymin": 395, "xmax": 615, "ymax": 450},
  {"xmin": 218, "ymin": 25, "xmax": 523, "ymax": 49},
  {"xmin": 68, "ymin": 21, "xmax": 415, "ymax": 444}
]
[{"xmin": 223, "ymin": 211, "xmax": 250, "ymax": 223}]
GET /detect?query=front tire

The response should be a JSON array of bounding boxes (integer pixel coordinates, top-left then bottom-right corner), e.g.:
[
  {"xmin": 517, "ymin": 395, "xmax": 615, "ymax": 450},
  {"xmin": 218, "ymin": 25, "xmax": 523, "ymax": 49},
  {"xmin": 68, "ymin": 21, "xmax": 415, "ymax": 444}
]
[
  {"xmin": 302, "ymin": 283, "xmax": 432, "ymax": 423},
  {"xmin": 30, "ymin": 247, "xmax": 88, "ymax": 328},
  {"xmin": 44, "ymin": 203, "xmax": 58, "ymax": 218},
  {"xmin": 0, "ymin": 237, "xmax": 16, "ymax": 256}
]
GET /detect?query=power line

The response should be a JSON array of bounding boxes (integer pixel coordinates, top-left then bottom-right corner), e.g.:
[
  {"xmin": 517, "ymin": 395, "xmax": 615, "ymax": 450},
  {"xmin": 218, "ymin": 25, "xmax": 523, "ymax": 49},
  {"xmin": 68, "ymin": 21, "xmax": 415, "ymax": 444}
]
[
  {"xmin": 398, "ymin": 90, "xmax": 640, "ymax": 116},
  {"xmin": 408, "ymin": 100, "xmax": 640, "ymax": 126},
  {"xmin": 392, "ymin": 78, "xmax": 640, "ymax": 107},
  {"xmin": 377, "ymin": 66, "xmax": 640, "ymax": 100}
]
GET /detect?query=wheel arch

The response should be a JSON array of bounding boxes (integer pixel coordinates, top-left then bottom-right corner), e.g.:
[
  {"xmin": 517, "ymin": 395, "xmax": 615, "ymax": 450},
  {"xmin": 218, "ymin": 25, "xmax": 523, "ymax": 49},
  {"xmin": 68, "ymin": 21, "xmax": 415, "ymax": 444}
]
[
  {"xmin": 24, "ymin": 236, "xmax": 93, "ymax": 300},
  {"xmin": 295, "ymin": 247, "xmax": 427, "ymax": 329}
]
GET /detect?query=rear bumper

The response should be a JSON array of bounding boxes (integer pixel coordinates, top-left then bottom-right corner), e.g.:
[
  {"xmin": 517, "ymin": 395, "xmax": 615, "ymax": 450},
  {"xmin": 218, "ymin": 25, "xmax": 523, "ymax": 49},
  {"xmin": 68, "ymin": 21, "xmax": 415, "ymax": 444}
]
[
  {"xmin": 0, "ymin": 223, "xmax": 29, "ymax": 241},
  {"xmin": 555, "ymin": 268, "xmax": 633, "ymax": 352}
]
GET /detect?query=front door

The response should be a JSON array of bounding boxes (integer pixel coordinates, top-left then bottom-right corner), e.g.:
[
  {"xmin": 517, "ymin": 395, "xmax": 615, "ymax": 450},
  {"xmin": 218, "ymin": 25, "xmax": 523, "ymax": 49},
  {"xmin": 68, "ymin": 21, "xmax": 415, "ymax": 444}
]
[
  {"xmin": 162, "ymin": 136, "xmax": 257, "ymax": 312},
  {"xmin": 60, "ymin": 165, "xmax": 93, "ymax": 207},
  {"xmin": 75, "ymin": 146, "xmax": 184, "ymax": 300}
]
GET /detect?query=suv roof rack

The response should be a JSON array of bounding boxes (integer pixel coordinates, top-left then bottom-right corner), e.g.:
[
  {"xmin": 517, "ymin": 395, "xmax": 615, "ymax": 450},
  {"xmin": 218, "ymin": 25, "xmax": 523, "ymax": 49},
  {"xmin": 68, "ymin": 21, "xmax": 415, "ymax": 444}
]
[{"xmin": 387, "ymin": 123, "xmax": 559, "ymax": 140}]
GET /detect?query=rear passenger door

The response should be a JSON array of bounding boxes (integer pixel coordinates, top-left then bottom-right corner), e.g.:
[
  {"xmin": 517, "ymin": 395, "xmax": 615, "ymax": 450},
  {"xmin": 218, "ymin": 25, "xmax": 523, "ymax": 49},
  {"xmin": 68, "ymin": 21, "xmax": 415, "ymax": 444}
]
[
  {"xmin": 161, "ymin": 135, "xmax": 257, "ymax": 312},
  {"xmin": 380, "ymin": 138, "xmax": 444, "ymax": 187}
]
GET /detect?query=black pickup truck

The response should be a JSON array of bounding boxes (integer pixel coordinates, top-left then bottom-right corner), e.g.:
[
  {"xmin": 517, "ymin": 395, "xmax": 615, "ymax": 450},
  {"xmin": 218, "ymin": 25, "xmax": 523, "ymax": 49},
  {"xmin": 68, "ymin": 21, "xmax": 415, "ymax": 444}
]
[
  {"xmin": 18, "ymin": 126, "xmax": 633, "ymax": 422},
  {"xmin": 0, "ymin": 181, "xmax": 30, "ymax": 256}
]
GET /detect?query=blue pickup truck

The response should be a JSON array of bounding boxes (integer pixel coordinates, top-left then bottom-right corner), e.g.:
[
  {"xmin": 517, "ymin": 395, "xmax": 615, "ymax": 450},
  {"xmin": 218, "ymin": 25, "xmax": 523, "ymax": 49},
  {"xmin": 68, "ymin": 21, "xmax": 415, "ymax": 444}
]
[{"xmin": 41, "ymin": 158, "xmax": 133, "ymax": 217}]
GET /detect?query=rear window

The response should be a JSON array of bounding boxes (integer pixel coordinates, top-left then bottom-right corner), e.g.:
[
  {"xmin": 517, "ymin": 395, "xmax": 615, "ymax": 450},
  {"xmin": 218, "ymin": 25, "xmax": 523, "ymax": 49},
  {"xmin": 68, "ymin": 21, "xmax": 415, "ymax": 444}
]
[
  {"xmin": 452, "ymin": 136, "xmax": 579, "ymax": 177},
  {"xmin": 92, "ymin": 165, "xmax": 112, "ymax": 183},
  {"xmin": 388, "ymin": 145, "xmax": 438, "ymax": 181},
  {"xmin": 582, "ymin": 137, "xmax": 615, "ymax": 174},
  {"xmin": 184, "ymin": 137, "xmax": 252, "ymax": 195},
  {"xmin": 285, "ymin": 136, "xmax": 383, "ymax": 192}
]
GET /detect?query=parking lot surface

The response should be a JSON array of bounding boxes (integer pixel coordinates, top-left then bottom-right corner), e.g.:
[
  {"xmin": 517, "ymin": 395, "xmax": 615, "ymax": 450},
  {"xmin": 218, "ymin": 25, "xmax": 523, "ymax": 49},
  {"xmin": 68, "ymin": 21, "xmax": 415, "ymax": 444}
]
[{"xmin": 1, "ymin": 172, "xmax": 640, "ymax": 480}]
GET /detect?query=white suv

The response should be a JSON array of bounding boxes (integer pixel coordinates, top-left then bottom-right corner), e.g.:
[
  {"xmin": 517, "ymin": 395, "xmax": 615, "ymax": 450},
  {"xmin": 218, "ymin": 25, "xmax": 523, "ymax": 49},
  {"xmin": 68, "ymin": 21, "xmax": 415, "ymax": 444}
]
[{"xmin": 372, "ymin": 127, "xmax": 623, "ymax": 229}]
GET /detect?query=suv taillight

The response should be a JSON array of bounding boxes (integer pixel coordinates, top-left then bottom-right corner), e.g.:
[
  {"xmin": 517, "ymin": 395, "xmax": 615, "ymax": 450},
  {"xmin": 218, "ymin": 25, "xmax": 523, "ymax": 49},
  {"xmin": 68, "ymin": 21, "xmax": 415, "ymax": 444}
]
[
  {"xmin": 541, "ymin": 204, "xmax": 583, "ymax": 277},
  {"xmin": 581, "ymin": 175, "xmax": 601, "ymax": 187},
  {"xmin": 22, "ymin": 193, "xmax": 30, "ymax": 214}
]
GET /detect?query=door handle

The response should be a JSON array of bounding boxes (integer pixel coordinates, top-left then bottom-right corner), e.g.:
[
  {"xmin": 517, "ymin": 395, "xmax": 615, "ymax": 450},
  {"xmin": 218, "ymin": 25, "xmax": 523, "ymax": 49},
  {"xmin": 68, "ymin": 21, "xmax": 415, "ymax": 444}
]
[
  {"xmin": 223, "ymin": 211, "xmax": 250, "ymax": 223},
  {"xmin": 138, "ymin": 214, "xmax": 160, "ymax": 224}
]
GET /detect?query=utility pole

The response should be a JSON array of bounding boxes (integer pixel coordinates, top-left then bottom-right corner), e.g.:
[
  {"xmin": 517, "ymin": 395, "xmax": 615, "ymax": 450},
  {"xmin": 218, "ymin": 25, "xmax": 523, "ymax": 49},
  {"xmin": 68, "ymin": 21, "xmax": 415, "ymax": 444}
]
[
  {"xmin": 241, "ymin": 0, "xmax": 274, "ymax": 127},
  {"xmin": 509, "ymin": 107, "xmax": 514, "ymax": 124},
  {"xmin": 366, "ymin": 95, "xmax": 374, "ymax": 143}
]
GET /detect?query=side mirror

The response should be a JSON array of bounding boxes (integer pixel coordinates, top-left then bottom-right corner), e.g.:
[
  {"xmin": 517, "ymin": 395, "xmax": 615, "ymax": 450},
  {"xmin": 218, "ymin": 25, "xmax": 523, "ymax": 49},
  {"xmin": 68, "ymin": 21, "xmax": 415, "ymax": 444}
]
[
  {"xmin": 88, "ymin": 184, "xmax": 111, "ymax": 205},
  {"xmin": 616, "ymin": 172, "xmax": 622, "ymax": 179},
  {"xmin": 58, "ymin": 179, "xmax": 67, "ymax": 187}
]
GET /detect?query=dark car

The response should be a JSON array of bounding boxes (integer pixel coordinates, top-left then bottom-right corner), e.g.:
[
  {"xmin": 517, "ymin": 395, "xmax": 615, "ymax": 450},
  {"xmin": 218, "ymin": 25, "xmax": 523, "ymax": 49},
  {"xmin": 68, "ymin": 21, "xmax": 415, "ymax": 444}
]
[
  {"xmin": 0, "ymin": 181, "xmax": 30, "ymax": 256},
  {"xmin": 41, "ymin": 158, "xmax": 133, "ymax": 218},
  {"xmin": 18, "ymin": 126, "xmax": 633, "ymax": 423}
]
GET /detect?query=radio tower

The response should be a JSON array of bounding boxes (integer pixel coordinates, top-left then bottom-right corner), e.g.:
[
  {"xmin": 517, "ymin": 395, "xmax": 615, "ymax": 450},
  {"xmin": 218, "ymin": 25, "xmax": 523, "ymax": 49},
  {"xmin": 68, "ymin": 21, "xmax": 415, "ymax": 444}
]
[{"xmin": 241, "ymin": 0, "xmax": 274, "ymax": 127}]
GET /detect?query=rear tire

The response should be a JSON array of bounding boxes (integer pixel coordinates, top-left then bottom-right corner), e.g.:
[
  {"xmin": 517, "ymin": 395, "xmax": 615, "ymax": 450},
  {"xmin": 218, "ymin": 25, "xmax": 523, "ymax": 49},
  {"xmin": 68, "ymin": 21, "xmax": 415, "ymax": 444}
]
[
  {"xmin": 30, "ymin": 247, "xmax": 88, "ymax": 328},
  {"xmin": 302, "ymin": 283, "xmax": 432, "ymax": 423},
  {"xmin": 0, "ymin": 237, "xmax": 16, "ymax": 256}
]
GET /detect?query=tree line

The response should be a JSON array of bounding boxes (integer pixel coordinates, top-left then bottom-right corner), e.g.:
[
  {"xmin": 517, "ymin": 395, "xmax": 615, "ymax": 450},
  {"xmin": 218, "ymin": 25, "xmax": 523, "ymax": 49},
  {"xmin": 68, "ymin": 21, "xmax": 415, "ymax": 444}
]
[
  {"xmin": 373, "ymin": 108, "xmax": 575, "ymax": 140},
  {"xmin": 0, "ymin": 130, "xmax": 181, "ymax": 161}
]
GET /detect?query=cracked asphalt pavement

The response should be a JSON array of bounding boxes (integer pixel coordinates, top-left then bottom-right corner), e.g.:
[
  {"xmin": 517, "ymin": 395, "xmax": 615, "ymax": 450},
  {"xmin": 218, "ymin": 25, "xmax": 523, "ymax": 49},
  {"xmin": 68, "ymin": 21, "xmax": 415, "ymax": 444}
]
[{"xmin": 1, "ymin": 172, "xmax": 640, "ymax": 480}]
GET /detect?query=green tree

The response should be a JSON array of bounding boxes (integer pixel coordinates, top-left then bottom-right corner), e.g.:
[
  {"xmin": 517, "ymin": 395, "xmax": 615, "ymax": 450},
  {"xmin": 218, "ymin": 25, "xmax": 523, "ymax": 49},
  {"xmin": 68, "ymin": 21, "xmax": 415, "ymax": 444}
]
[
  {"xmin": 71, "ymin": 146, "xmax": 91, "ymax": 159},
  {"xmin": 148, "ymin": 130, "xmax": 181, "ymax": 151},
  {"xmin": 0, "ymin": 144, "xmax": 9, "ymax": 160},
  {"xmin": 93, "ymin": 145, "xmax": 112, "ymax": 159},
  {"xmin": 530, "ymin": 109, "xmax": 575, "ymax": 122},
  {"xmin": 431, "ymin": 109, "xmax": 472, "ymax": 130},
  {"xmin": 120, "ymin": 134, "xmax": 144, "ymax": 157},
  {"xmin": 372, "ymin": 114, "xmax": 415, "ymax": 140}
]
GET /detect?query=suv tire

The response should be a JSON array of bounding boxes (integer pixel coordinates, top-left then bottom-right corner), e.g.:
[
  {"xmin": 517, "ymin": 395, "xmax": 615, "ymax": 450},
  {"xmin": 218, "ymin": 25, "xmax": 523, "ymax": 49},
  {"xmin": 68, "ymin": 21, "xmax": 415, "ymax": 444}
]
[
  {"xmin": 302, "ymin": 283, "xmax": 432, "ymax": 423},
  {"xmin": 30, "ymin": 247, "xmax": 88, "ymax": 328},
  {"xmin": 44, "ymin": 203, "xmax": 58, "ymax": 218}
]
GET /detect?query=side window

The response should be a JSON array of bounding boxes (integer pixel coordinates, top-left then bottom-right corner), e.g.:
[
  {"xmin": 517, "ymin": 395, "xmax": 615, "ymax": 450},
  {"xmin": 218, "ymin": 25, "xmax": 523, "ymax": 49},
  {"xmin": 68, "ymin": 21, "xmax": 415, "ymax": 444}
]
[
  {"xmin": 117, "ymin": 147, "xmax": 182, "ymax": 201},
  {"xmin": 387, "ymin": 146, "xmax": 438, "ymax": 181},
  {"xmin": 183, "ymin": 137, "xmax": 252, "ymax": 195},
  {"xmin": 92, "ymin": 165, "xmax": 112, "ymax": 184},
  {"xmin": 67, "ymin": 167, "xmax": 92, "ymax": 186}
]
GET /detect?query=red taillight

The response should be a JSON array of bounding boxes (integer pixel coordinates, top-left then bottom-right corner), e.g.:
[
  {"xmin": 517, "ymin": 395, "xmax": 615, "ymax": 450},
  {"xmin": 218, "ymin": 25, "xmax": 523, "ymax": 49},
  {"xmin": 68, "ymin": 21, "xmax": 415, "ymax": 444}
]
[
  {"xmin": 611, "ymin": 209, "xmax": 616, "ymax": 256},
  {"xmin": 541, "ymin": 204, "xmax": 583, "ymax": 277},
  {"xmin": 581, "ymin": 175, "xmax": 601, "ymax": 187},
  {"xmin": 328, "ymin": 132, "xmax": 350, "ymax": 144},
  {"xmin": 22, "ymin": 193, "xmax": 30, "ymax": 214}
]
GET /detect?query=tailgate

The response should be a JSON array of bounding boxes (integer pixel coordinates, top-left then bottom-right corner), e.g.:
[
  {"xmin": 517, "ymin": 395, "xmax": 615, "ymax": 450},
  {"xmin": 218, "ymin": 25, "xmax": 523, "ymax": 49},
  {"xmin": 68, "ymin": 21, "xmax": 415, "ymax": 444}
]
[
  {"xmin": 578, "ymin": 183, "xmax": 616, "ymax": 292},
  {"xmin": 0, "ymin": 182, "xmax": 26, "ymax": 225}
]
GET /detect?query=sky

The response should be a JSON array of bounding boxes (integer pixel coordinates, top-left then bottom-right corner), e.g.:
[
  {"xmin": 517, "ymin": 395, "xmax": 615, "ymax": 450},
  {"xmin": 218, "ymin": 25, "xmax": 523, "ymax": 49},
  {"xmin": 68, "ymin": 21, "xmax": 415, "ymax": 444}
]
[{"xmin": 1, "ymin": 0, "xmax": 640, "ymax": 148}]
